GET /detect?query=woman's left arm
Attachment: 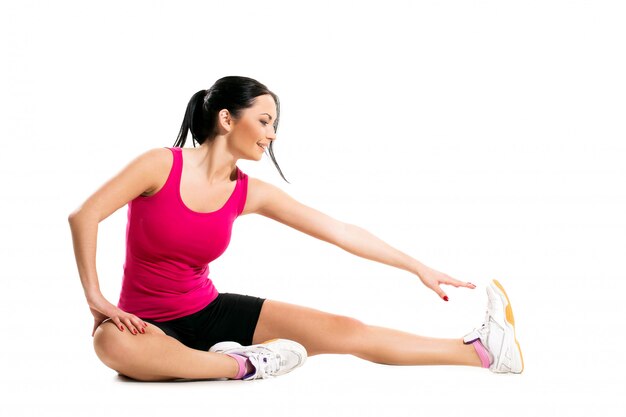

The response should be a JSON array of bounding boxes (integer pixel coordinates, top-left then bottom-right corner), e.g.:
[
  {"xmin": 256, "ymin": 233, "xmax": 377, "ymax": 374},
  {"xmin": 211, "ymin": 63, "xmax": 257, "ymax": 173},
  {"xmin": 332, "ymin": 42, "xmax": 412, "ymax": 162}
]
[
  {"xmin": 338, "ymin": 224, "xmax": 476, "ymax": 301},
  {"xmin": 247, "ymin": 178, "xmax": 476, "ymax": 301}
]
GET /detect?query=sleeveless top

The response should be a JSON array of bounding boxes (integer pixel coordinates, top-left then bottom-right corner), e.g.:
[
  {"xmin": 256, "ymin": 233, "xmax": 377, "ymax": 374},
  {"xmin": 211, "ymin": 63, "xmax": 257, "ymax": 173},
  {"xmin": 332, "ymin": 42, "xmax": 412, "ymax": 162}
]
[{"xmin": 117, "ymin": 147, "xmax": 248, "ymax": 321}]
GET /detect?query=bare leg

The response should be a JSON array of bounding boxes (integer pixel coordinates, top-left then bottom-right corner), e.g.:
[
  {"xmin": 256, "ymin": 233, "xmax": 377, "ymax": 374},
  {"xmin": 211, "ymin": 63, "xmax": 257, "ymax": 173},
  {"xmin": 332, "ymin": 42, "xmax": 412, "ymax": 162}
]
[
  {"xmin": 93, "ymin": 321, "xmax": 240, "ymax": 381},
  {"xmin": 252, "ymin": 300, "xmax": 483, "ymax": 367},
  {"xmin": 356, "ymin": 325, "xmax": 482, "ymax": 366}
]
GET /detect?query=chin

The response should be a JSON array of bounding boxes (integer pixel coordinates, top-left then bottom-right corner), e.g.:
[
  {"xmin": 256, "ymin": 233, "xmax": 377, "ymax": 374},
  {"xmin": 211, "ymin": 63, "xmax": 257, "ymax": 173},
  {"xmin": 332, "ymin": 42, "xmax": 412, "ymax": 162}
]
[{"xmin": 242, "ymin": 153, "xmax": 263, "ymax": 162}]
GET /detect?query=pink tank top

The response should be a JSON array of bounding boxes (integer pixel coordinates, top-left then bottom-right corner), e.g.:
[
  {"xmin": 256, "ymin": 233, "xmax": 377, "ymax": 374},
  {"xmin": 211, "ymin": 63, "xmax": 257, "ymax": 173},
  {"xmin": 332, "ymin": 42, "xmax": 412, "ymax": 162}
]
[{"xmin": 117, "ymin": 147, "xmax": 248, "ymax": 321}]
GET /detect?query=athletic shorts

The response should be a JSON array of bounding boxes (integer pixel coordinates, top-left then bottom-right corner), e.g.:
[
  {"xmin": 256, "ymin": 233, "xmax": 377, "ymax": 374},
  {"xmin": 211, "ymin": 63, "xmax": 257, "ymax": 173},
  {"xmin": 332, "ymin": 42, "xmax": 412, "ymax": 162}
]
[{"xmin": 140, "ymin": 293, "xmax": 266, "ymax": 351}]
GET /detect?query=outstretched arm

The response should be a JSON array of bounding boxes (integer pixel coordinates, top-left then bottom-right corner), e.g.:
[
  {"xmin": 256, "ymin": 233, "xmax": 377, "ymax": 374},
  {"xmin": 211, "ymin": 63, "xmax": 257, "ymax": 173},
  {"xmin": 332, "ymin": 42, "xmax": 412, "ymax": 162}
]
[
  {"xmin": 337, "ymin": 223, "xmax": 425, "ymax": 275},
  {"xmin": 246, "ymin": 178, "xmax": 476, "ymax": 301},
  {"xmin": 338, "ymin": 224, "xmax": 476, "ymax": 300}
]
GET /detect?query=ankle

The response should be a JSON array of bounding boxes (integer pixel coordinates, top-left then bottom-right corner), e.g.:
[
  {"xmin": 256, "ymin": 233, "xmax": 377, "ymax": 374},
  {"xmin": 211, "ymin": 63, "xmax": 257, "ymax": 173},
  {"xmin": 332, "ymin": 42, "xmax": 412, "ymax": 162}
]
[
  {"xmin": 226, "ymin": 353, "xmax": 253, "ymax": 379},
  {"xmin": 468, "ymin": 339, "xmax": 491, "ymax": 368},
  {"xmin": 244, "ymin": 357, "xmax": 255, "ymax": 375}
]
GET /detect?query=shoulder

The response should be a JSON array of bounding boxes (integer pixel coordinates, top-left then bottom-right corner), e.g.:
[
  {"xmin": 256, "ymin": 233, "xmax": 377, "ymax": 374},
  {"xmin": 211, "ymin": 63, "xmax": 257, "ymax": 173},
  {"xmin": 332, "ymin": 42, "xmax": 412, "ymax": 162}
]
[
  {"xmin": 242, "ymin": 176, "xmax": 305, "ymax": 218},
  {"xmin": 135, "ymin": 147, "xmax": 174, "ymax": 196},
  {"xmin": 139, "ymin": 147, "xmax": 175, "ymax": 177},
  {"xmin": 69, "ymin": 147, "xmax": 175, "ymax": 220},
  {"xmin": 241, "ymin": 176, "xmax": 283, "ymax": 216},
  {"xmin": 143, "ymin": 147, "xmax": 174, "ymax": 164},
  {"xmin": 128, "ymin": 147, "xmax": 173, "ymax": 169}
]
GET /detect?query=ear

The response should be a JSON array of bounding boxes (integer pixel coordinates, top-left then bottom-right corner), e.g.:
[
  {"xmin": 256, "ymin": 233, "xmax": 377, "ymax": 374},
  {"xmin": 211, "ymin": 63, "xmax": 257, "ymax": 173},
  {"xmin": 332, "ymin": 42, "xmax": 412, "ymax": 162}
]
[{"xmin": 217, "ymin": 109, "xmax": 234, "ymax": 133}]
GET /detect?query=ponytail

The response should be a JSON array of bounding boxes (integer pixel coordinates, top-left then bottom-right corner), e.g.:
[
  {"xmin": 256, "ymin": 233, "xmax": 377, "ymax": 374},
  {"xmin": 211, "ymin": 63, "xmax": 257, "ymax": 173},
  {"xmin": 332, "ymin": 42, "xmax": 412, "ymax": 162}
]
[{"xmin": 173, "ymin": 90, "xmax": 207, "ymax": 148}]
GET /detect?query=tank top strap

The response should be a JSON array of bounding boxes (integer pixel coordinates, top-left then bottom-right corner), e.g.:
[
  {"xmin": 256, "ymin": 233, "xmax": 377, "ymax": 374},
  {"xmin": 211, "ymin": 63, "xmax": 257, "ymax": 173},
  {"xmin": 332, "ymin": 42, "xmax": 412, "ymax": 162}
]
[
  {"xmin": 164, "ymin": 146, "xmax": 182, "ymax": 193},
  {"xmin": 139, "ymin": 146, "xmax": 180, "ymax": 201},
  {"xmin": 235, "ymin": 165, "xmax": 249, "ymax": 216}
]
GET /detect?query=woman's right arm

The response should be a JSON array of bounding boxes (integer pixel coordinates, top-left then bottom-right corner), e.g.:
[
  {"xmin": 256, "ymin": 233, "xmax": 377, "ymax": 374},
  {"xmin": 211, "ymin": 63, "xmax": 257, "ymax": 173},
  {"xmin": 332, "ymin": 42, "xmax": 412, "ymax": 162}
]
[
  {"xmin": 68, "ymin": 212, "xmax": 140, "ymax": 336},
  {"xmin": 68, "ymin": 147, "xmax": 168, "ymax": 336},
  {"xmin": 68, "ymin": 211, "xmax": 107, "ymax": 308}
]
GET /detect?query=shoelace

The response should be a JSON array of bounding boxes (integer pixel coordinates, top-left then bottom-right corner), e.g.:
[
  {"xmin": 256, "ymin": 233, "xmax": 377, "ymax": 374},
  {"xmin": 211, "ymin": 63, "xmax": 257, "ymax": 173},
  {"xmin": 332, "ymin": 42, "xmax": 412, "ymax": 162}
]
[
  {"xmin": 468, "ymin": 310, "xmax": 491, "ymax": 341},
  {"xmin": 482, "ymin": 308, "xmax": 491, "ymax": 329},
  {"xmin": 250, "ymin": 348, "xmax": 282, "ymax": 379}
]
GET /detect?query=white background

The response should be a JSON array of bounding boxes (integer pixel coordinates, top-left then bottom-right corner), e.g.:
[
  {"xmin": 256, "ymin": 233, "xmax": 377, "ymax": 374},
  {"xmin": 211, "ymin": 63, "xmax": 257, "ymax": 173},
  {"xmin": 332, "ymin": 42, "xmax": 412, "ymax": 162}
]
[{"xmin": 1, "ymin": 0, "xmax": 624, "ymax": 416}]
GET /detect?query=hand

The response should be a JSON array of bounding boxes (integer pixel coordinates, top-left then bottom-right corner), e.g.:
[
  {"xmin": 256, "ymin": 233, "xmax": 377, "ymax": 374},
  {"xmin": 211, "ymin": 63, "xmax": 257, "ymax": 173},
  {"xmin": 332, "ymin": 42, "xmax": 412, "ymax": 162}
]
[
  {"xmin": 88, "ymin": 295, "xmax": 148, "ymax": 337},
  {"xmin": 415, "ymin": 264, "xmax": 476, "ymax": 301}
]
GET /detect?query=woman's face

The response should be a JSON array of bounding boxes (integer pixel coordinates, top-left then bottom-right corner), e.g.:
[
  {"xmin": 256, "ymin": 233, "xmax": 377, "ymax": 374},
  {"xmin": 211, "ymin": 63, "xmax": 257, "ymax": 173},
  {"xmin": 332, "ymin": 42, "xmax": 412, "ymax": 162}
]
[{"xmin": 228, "ymin": 94, "xmax": 277, "ymax": 161}]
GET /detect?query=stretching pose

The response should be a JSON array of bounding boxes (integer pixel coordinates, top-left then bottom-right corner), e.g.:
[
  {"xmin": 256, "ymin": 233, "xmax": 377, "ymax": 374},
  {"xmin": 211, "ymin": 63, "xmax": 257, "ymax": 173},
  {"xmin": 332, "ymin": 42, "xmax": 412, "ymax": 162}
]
[{"xmin": 68, "ymin": 76, "xmax": 524, "ymax": 381}]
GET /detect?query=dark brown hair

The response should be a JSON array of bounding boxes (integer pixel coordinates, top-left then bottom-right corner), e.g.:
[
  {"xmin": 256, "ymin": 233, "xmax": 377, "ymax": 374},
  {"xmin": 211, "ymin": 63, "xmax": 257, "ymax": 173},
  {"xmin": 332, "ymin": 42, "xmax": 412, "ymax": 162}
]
[{"xmin": 173, "ymin": 75, "xmax": 288, "ymax": 183}]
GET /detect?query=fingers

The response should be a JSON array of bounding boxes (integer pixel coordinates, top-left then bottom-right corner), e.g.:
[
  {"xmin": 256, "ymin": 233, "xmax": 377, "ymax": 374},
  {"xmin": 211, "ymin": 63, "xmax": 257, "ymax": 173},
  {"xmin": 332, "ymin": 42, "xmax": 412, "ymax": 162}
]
[
  {"xmin": 134, "ymin": 317, "xmax": 148, "ymax": 333},
  {"xmin": 111, "ymin": 317, "xmax": 125, "ymax": 332},
  {"xmin": 431, "ymin": 285, "xmax": 448, "ymax": 302},
  {"xmin": 121, "ymin": 317, "xmax": 136, "ymax": 335},
  {"xmin": 120, "ymin": 316, "xmax": 149, "ymax": 335},
  {"xmin": 434, "ymin": 279, "xmax": 476, "ymax": 302},
  {"xmin": 444, "ymin": 275, "xmax": 476, "ymax": 289},
  {"xmin": 121, "ymin": 317, "xmax": 143, "ymax": 335},
  {"xmin": 132, "ymin": 317, "xmax": 148, "ymax": 334}
]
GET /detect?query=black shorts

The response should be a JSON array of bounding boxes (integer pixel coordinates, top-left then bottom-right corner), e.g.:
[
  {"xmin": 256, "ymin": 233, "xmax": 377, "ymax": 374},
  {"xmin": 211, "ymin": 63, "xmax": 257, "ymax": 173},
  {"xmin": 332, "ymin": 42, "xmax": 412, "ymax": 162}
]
[{"xmin": 140, "ymin": 293, "xmax": 266, "ymax": 351}]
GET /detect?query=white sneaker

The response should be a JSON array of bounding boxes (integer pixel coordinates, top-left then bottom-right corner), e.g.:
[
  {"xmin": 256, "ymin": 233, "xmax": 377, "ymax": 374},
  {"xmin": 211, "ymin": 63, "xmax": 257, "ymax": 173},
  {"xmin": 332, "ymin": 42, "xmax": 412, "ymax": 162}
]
[
  {"xmin": 463, "ymin": 279, "xmax": 525, "ymax": 374},
  {"xmin": 209, "ymin": 338, "xmax": 307, "ymax": 380}
]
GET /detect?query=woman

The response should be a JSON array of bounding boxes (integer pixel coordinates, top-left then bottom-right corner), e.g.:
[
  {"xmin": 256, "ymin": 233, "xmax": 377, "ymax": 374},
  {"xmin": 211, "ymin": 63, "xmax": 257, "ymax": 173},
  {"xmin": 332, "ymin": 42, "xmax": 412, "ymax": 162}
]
[{"xmin": 68, "ymin": 75, "xmax": 524, "ymax": 382}]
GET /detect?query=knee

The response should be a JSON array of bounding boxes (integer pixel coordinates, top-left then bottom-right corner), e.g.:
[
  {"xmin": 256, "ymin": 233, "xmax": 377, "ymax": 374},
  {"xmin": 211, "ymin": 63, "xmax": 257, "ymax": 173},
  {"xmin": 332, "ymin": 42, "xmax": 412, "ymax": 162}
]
[
  {"xmin": 328, "ymin": 315, "xmax": 368, "ymax": 353},
  {"xmin": 93, "ymin": 321, "xmax": 132, "ymax": 369},
  {"xmin": 334, "ymin": 315, "xmax": 367, "ymax": 334}
]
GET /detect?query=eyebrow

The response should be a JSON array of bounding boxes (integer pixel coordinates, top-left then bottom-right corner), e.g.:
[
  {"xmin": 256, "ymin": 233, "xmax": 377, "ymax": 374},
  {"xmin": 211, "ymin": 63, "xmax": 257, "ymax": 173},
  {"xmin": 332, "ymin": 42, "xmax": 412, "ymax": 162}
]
[{"xmin": 260, "ymin": 112, "xmax": 275, "ymax": 121}]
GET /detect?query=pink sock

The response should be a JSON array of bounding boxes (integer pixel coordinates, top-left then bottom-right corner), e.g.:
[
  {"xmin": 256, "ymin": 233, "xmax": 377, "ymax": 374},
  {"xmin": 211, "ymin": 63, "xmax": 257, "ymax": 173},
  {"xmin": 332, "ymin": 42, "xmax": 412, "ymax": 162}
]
[
  {"xmin": 226, "ymin": 353, "xmax": 252, "ymax": 380},
  {"xmin": 471, "ymin": 339, "xmax": 492, "ymax": 368}
]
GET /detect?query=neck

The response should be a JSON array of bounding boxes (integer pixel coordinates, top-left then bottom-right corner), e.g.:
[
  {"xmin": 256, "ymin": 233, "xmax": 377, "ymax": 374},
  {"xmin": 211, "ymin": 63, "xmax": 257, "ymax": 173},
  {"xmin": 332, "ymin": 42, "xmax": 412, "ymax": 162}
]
[{"xmin": 193, "ymin": 136, "xmax": 238, "ymax": 184}]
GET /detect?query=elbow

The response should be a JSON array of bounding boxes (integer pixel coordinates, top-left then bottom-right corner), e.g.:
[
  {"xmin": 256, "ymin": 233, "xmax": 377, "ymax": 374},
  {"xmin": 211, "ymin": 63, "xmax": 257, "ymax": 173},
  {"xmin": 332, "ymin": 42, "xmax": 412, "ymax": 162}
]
[
  {"xmin": 69, "ymin": 209, "xmax": 101, "ymax": 225},
  {"xmin": 68, "ymin": 209, "xmax": 82, "ymax": 223},
  {"xmin": 68, "ymin": 210, "xmax": 88, "ymax": 224}
]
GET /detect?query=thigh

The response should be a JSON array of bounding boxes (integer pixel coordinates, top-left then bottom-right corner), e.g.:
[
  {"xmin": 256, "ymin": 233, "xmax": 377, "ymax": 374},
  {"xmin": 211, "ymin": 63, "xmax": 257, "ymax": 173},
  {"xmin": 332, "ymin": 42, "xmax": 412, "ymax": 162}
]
[
  {"xmin": 140, "ymin": 317, "xmax": 183, "ymax": 341},
  {"xmin": 251, "ymin": 299, "xmax": 367, "ymax": 356},
  {"xmin": 93, "ymin": 319, "xmax": 170, "ymax": 363},
  {"xmin": 191, "ymin": 293, "xmax": 266, "ymax": 351}
]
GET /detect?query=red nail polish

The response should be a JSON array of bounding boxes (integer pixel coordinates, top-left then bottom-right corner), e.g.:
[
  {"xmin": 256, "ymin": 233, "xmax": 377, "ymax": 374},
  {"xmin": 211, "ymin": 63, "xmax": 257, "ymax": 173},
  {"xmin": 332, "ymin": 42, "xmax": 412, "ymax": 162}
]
[{"xmin": 444, "ymin": 296, "xmax": 449, "ymax": 301}]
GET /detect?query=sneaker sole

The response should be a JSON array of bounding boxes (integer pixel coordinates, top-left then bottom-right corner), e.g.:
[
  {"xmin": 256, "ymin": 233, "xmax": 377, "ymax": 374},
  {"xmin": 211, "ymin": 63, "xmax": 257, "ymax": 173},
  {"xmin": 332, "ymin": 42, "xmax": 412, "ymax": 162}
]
[{"xmin": 491, "ymin": 279, "xmax": 525, "ymax": 373}]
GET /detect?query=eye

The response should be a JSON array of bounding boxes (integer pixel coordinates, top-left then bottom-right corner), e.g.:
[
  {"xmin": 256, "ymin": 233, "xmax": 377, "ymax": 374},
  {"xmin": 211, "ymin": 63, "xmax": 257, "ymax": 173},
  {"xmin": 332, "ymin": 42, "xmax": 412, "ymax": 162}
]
[{"xmin": 261, "ymin": 120, "xmax": 268, "ymax": 125}]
